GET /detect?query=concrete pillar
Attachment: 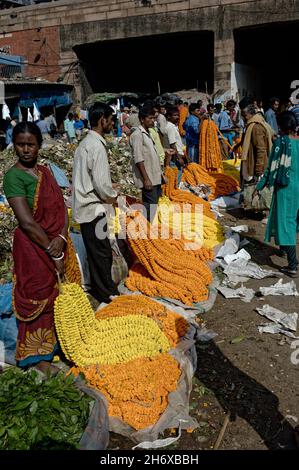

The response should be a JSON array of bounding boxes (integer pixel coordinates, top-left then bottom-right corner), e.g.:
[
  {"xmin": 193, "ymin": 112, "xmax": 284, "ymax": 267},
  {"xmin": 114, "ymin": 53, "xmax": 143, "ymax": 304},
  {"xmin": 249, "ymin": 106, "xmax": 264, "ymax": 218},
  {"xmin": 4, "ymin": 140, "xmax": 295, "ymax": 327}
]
[{"xmin": 214, "ymin": 31, "xmax": 235, "ymax": 98}]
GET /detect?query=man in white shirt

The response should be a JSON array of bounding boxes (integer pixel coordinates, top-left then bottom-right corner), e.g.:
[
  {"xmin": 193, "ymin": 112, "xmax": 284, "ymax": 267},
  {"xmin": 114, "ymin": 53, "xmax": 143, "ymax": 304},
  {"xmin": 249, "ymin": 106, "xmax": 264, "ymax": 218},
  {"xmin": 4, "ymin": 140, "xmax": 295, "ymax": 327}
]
[
  {"xmin": 72, "ymin": 102, "xmax": 119, "ymax": 304},
  {"xmin": 130, "ymin": 105, "xmax": 163, "ymax": 222},
  {"xmin": 164, "ymin": 106, "xmax": 186, "ymax": 168},
  {"xmin": 130, "ymin": 105, "xmax": 174, "ymax": 222}
]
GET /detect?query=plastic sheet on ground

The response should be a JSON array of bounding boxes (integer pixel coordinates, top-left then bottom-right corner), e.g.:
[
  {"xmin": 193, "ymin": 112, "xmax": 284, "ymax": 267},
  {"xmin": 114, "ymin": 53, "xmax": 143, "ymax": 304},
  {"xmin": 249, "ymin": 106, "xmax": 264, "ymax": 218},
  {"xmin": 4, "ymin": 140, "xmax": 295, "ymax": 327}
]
[
  {"xmin": 0, "ymin": 312, "xmax": 17, "ymax": 366},
  {"xmin": 0, "ymin": 282, "xmax": 16, "ymax": 366},
  {"xmin": 75, "ymin": 378, "xmax": 110, "ymax": 450},
  {"xmin": 222, "ymin": 249, "xmax": 281, "ymax": 281},
  {"xmin": 217, "ymin": 285, "xmax": 255, "ymax": 303},
  {"xmin": 0, "ymin": 282, "xmax": 13, "ymax": 314},
  {"xmin": 258, "ymin": 323, "xmax": 299, "ymax": 339},
  {"xmin": 256, "ymin": 304, "xmax": 299, "ymax": 338},
  {"xmin": 259, "ymin": 279, "xmax": 299, "ymax": 297},
  {"xmin": 210, "ymin": 193, "xmax": 241, "ymax": 209},
  {"xmin": 230, "ymin": 225, "xmax": 249, "ymax": 233},
  {"xmin": 215, "ymin": 233, "xmax": 240, "ymax": 264}
]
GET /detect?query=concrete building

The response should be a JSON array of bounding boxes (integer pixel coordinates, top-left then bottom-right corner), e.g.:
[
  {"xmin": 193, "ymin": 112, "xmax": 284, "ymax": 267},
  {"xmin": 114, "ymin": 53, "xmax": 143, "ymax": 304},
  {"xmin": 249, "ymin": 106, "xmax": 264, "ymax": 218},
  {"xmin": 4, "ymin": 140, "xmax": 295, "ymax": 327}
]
[{"xmin": 0, "ymin": 0, "xmax": 298, "ymax": 105}]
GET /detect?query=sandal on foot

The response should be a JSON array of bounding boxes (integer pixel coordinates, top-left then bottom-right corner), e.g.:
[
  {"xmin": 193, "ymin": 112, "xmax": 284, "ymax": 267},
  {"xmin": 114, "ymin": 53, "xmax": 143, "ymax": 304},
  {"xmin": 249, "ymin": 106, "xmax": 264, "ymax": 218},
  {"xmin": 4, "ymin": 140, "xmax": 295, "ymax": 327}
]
[{"xmin": 279, "ymin": 267, "xmax": 298, "ymax": 278}]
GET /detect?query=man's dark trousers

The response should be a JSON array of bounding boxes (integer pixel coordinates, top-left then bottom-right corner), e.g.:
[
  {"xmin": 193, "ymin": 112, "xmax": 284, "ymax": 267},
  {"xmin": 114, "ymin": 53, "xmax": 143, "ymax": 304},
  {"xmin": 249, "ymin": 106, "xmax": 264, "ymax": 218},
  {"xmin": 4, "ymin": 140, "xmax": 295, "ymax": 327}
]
[
  {"xmin": 142, "ymin": 184, "xmax": 162, "ymax": 222},
  {"xmin": 80, "ymin": 214, "xmax": 119, "ymax": 303}
]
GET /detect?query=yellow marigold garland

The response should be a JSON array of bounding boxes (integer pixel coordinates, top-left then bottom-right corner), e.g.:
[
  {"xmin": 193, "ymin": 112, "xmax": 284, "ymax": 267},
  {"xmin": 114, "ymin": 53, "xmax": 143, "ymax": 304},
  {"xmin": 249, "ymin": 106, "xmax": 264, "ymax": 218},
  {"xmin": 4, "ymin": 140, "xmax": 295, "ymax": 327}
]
[
  {"xmin": 54, "ymin": 282, "xmax": 170, "ymax": 367},
  {"xmin": 96, "ymin": 294, "xmax": 189, "ymax": 348}
]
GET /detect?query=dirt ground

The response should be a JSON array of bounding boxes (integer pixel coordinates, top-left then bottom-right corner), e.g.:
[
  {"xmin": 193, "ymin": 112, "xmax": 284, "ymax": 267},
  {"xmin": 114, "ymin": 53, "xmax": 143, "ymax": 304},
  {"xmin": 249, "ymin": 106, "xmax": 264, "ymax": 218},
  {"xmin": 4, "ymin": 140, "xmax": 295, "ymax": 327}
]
[{"xmin": 108, "ymin": 209, "xmax": 299, "ymax": 451}]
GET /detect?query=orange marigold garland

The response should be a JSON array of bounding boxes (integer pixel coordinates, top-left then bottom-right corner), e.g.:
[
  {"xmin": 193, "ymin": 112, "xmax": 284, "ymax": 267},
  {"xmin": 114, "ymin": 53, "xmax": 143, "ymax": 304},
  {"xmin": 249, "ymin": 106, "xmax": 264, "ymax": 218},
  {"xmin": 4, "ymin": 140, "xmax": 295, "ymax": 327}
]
[
  {"xmin": 163, "ymin": 166, "xmax": 215, "ymax": 219},
  {"xmin": 65, "ymin": 236, "xmax": 81, "ymax": 285},
  {"xmin": 181, "ymin": 163, "xmax": 240, "ymax": 200},
  {"xmin": 125, "ymin": 211, "xmax": 213, "ymax": 306},
  {"xmin": 199, "ymin": 118, "xmax": 223, "ymax": 173},
  {"xmin": 71, "ymin": 353, "xmax": 181, "ymax": 431}
]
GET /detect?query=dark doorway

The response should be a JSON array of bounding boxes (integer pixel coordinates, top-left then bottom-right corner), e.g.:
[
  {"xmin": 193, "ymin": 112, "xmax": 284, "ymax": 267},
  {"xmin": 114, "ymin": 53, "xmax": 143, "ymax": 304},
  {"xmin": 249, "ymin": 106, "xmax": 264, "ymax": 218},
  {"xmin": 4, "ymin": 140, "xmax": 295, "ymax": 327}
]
[
  {"xmin": 74, "ymin": 31, "xmax": 214, "ymax": 96},
  {"xmin": 234, "ymin": 21, "xmax": 298, "ymax": 106}
]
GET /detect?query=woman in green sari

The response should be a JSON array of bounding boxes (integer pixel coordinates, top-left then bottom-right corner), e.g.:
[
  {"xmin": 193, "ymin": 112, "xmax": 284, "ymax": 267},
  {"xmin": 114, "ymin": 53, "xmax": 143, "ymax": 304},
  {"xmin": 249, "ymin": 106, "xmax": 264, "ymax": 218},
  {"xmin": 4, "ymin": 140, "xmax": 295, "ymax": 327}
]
[{"xmin": 254, "ymin": 112, "xmax": 299, "ymax": 277}]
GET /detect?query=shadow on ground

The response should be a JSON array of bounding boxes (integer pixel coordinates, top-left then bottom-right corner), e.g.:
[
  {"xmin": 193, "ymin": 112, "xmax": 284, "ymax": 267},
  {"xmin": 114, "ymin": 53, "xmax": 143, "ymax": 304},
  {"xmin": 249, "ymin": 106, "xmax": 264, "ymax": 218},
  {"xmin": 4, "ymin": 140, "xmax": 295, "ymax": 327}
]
[{"xmin": 196, "ymin": 341, "xmax": 296, "ymax": 449}]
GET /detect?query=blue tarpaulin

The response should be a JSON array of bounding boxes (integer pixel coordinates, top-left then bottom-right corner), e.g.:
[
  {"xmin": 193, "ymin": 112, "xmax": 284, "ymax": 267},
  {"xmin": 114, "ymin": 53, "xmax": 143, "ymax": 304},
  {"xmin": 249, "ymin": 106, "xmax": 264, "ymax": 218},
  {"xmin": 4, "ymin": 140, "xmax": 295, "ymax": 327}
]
[{"xmin": 19, "ymin": 91, "xmax": 72, "ymax": 108}]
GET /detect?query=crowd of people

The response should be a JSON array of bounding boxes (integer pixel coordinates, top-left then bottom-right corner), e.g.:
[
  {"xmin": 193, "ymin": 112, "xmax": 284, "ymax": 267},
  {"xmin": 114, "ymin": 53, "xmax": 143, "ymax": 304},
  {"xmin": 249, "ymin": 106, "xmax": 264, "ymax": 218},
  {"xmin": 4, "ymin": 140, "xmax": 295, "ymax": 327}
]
[{"xmin": 2, "ymin": 91, "xmax": 299, "ymax": 372}]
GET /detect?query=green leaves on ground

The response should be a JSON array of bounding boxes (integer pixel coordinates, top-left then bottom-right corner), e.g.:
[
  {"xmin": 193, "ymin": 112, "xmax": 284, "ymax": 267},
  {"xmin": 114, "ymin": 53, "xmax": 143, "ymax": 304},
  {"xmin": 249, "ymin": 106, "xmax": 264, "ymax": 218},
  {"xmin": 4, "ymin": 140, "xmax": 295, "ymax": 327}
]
[{"xmin": 0, "ymin": 367, "xmax": 92, "ymax": 450}]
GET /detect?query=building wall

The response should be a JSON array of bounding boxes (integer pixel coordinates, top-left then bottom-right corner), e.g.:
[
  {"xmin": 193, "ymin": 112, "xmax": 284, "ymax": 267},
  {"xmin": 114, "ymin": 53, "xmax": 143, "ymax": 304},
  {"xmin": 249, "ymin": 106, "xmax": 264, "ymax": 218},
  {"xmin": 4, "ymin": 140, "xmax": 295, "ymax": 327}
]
[
  {"xmin": 0, "ymin": 26, "xmax": 61, "ymax": 82},
  {"xmin": 0, "ymin": 0, "xmax": 298, "ymax": 102}
]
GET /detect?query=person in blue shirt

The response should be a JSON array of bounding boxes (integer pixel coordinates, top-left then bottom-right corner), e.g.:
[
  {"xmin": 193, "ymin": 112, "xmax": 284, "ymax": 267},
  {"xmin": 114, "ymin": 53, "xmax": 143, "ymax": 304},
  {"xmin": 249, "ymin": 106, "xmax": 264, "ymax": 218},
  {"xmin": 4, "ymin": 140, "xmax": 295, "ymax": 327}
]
[
  {"xmin": 265, "ymin": 97, "xmax": 280, "ymax": 136},
  {"xmin": 36, "ymin": 115, "xmax": 50, "ymax": 138},
  {"xmin": 217, "ymin": 100, "xmax": 238, "ymax": 146},
  {"xmin": 183, "ymin": 103, "xmax": 201, "ymax": 163},
  {"xmin": 74, "ymin": 113, "xmax": 84, "ymax": 140},
  {"xmin": 5, "ymin": 118, "xmax": 14, "ymax": 148}
]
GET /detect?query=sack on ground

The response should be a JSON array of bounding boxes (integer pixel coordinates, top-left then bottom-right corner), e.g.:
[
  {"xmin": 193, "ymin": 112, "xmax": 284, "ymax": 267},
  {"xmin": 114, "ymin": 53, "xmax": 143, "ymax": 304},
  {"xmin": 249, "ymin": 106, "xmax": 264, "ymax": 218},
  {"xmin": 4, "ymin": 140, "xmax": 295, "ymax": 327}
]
[{"xmin": 243, "ymin": 183, "xmax": 272, "ymax": 211}]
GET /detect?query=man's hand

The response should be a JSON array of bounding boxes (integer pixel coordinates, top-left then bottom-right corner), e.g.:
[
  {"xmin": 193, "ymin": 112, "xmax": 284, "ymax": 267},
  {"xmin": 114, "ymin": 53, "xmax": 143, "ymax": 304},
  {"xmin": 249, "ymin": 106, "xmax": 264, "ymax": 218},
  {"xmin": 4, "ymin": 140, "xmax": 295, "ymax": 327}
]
[
  {"xmin": 177, "ymin": 156, "xmax": 186, "ymax": 167},
  {"xmin": 48, "ymin": 237, "xmax": 65, "ymax": 258},
  {"xmin": 252, "ymin": 189, "xmax": 259, "ymax": 200},
  {"xmin": 112, "ymin": 182, "xmax": 121, "ymax": 191},
  {"xmin": 143, "ymin": 177, "xmax": 153, "ymax": 191}
]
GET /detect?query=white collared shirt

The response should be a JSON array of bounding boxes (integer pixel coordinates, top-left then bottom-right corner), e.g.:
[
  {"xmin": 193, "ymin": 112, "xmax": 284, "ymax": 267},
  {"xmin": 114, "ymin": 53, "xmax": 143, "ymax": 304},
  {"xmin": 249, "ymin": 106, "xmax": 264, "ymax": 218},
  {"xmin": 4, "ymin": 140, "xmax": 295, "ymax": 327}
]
[
  {"xmin": 72, "ymin": 130, "xmax": 117, "ymax": 224},
  {"xmin": 130, "ymin": 125, "xmax": 163, "ymax": 189}
]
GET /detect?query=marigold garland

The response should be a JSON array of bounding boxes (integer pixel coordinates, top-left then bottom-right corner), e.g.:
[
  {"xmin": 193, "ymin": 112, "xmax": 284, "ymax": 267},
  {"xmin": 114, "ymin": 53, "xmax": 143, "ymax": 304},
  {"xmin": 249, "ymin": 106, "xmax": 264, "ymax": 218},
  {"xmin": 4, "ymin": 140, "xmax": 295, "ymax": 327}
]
[
  {"xmin": 163, "ymin": 166, "xmax": 215, "ymax": 219},
  {"xmin": 181, "ymin": 163, "xmax": 240, "ymax": 200},
  {"xmin": 54, "ymin": 283, "xmax": 170, "ymax": 367},
  {"xmin": 157, "ymin": 196, "xmax": 224, "ymax": 249},
  {"xmin": 96, "ymin": 294, "xmax": 188, "ymax": 348},
  {"xmin": 125, "ymin": 211, "xmax": 213, "ymax": 306},
  {"xmin": 71, "ymin": 353, "xmax": 181, "ymax": 430},
  {"xmin": 64, "ymin": 236, "xmax": 81, "ymax": 285},
  {"xmin": 199, "ymin": 118, "xmax": 223, "ymax": 173}
]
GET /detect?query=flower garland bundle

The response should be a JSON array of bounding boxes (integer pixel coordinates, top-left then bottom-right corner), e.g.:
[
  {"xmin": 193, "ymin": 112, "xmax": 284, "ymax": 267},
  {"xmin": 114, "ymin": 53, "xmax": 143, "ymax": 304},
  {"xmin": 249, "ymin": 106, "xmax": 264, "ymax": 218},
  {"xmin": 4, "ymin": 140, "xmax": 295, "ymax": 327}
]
[
  {"xmin": 182, "ymin": 163, "xmax": 239, "ymax": 199},
  {"xmin": 163, "ymin": 167, "xmax": 215, "ymax": 219},
  {"xmin": 71, "ymin": 353, "xmax": 181, "ymax": 431},
  {"xmin": 64, "ymin": 236, "xmax": 81, "ymax": 285},
  {"xmin": 125, "ymin": 211, "xmax": 213, "ymax": 305},
  {"xmin": 96, "ymin": 294, "xmax": 188, "ymax": 348},
  {"xmin": 199, "ymin": 118, "xmax": 223, "ymax": 173},
  {"xmin": 157, "ymin": 196, "xmax": 224, "ymax": 249}
]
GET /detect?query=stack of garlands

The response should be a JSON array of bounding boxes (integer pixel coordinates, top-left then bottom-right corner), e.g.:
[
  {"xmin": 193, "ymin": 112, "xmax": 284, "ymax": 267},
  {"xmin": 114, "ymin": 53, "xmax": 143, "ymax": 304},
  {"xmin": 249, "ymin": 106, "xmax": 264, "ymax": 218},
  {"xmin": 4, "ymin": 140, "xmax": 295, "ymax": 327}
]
[
  {"xmin": 163, "ymin": 167, "xmax": 215, "ymax": 219},
  {"xmin": 54, "ymin": 283, "xmax": 170, "ymax": 368},
  {"xmin": 157, "ymin": 196, "xmax": 224, "ymax": 249},
  {"xmin": 125, "ymin": 211, "xmax": 213, "ymax": 305},
  {"xmin": 199, "ymin": 118, "xmax": 223, "ymax": 173},
  {"xmin": 55, "ymin": 289, "xmax": 189, "ymax": 430},
  {"xmin": 182, "ymin": 163, "xmax": 240, "ymax": 199}
]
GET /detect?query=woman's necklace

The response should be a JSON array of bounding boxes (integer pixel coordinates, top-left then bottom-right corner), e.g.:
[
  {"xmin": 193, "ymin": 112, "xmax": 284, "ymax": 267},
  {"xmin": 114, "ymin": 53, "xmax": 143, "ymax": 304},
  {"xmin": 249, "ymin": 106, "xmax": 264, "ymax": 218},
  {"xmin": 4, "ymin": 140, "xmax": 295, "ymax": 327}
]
[
  {"xmin": 16, "ymin": 163, "xmax": 39, "ymax": 177},
  {"xmin": 25, "ymin": 167, "xmax": 39, "ymax": 177}
]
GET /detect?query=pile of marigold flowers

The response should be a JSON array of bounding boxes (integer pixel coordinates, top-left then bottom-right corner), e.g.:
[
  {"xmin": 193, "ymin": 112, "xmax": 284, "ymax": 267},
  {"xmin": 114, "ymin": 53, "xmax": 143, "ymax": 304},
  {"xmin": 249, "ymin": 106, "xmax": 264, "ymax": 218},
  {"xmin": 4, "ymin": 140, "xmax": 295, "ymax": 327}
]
[
  {"xmin": 96, "ymin": 294, "xmax": 189, "ymax": 348},
  {"xmin": 71, "ymin": 353, "xmax": 181, "ymax": 431},
  {"xmin": 125, "ymin": 211, "xmax": 213, "ymax": 306}
]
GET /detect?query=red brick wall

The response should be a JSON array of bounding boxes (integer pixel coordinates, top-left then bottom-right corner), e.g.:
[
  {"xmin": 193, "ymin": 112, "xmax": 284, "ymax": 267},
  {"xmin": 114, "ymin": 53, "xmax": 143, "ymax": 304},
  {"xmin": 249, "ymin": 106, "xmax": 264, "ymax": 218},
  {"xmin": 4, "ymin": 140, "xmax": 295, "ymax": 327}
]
[{"xmin": 0, "ymin": 26, "xmax": 61, "ymax": 82}]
